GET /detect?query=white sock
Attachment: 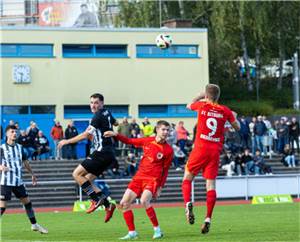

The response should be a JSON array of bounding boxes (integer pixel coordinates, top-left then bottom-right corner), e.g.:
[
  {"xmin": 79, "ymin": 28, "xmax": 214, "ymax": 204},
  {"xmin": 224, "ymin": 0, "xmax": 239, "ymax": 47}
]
[
  {"xmin": 205, "ymin": 217, "xmax": 211, "ymax": 223},
  {"xmin": 129, "ymin": 231, "xmax": 136, "ymax": 235},
  {"xmin": 154, "ymin": 226, "xmax": 160, "ymax": 232}
]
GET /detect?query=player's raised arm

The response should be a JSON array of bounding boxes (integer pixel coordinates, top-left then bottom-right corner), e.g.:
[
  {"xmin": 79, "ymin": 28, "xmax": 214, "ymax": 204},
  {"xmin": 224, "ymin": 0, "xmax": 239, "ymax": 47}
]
[
  {"xmin": 104, "ymin": 131, "xmax": 149, "ymax": 147},
  {"xmin": 230, "ymin": 111, "xmax": 240, "ymax": 131},
  {"xmin": 186, "ymin": 92, "xmax": 206, "ymax": 110},
  {"xmin": 58, "ymin": 129, "xmax": 90, "ymax": 149}
]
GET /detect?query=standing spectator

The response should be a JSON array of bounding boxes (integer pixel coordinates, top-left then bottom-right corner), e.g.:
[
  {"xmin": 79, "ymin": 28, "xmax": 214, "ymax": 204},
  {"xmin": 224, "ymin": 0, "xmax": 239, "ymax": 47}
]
[
  {"xmin": 238, "ymin": 116, "xmax": 250, "ymax": 149},
  {"xmin": 262, "ymin": 116, "xmax": 273, "ymax": 156},
  {"xmin": 117, "ymin": 117, "xmax": 131, "ymax": 156},
  {"xmin": 129, "ymin": 129, "xmax": 140, "ymax": 155},
  {"xmin": 289, "ymin": 117, "xmax": 299, "ymax": 154},
  {"xmin": 17, "ymin": 130, "xmax": 36, "ymax": 160},
  {"xmin": 64, "ymin": 120, "xmax": 78, "ymax": 160},
  {"xmin": 129, "ymin": 118, "xmax": 140, "ymax": 135},
  {"xmin": 167, "ymin": 123, "xmax": 177, "ymax": 146},
  {"xmin": 282, "ymin": 144, "xmax": 296, "ymax": 168},
  {"xmin": 50, "ymin": 120, "xmax": 64, "ymax": 160},
  {"xmin": 176, "ymin": 121, "xmax": 189, "ymax": 155},
  {"xmin": 276, "ymin": 117, "xmax": 289, "ymax": 154},
  {"xmin": 266, "ymin": 126, "xmax": 276, "ymax": 157},
  {"xmin": 140, "ymin": 117, "xmax": 154, "ymax": 137},
  {"xmin": 253, "ymin": 116, "xmax": 267, "ymax": 155},
  {"xmin": 272, "ymin": 120, "xmax": 280, "ymax": 153},
  {"xmin": 249, "ymin": 117, "xmax": 257, "ymax": 155},
  {"xmin": 262, "ymin": 116, "xmax": 272, "ymax": 129},
  {"xmin": 34, "ymin": 131, "xmax": 51, "ymax": 160}
]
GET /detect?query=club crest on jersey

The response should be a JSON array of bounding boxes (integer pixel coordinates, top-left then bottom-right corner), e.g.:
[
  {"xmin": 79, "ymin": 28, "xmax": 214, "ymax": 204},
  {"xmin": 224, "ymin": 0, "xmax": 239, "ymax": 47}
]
[{"xmin": 157, "ymin": 152, "xmax": 163, "ymax": 159}]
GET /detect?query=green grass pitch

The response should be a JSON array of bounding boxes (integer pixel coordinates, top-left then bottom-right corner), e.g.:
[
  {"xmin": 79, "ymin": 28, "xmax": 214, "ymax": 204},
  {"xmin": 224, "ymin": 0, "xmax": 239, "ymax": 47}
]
[{"xmin": 1, "ymin": 203, "xmax": 299, "ymax": 242}]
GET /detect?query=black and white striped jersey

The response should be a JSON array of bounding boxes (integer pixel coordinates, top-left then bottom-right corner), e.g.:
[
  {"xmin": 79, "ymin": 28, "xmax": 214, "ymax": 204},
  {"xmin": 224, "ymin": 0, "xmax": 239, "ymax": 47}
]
[
  {"xmin": 87, "ymin": 108, "xmax": 117, "ymax": 152},
  {"xmin": 0, "ymin": 143, "xmax": 26, "ymax": 186}
]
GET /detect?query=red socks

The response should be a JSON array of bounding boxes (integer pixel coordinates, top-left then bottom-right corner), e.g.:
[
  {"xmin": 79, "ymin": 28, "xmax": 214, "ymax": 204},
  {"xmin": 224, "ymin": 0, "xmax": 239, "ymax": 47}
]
[
  {"xmin": 124, "ymin": 207, "xmax": 159, "ymax": 231},
  {"xmin": 206, "ymin": 190, "xmax": 216, "ymax": 219},
  {"xmin": 182, "ymin": 179, "xmax": 192, "ymax": 204},
  {"xmin": 123, "ymin": 210, "xmax": 135, "ymax": 231},
  {"xmin": 146, "ymin": 206, "xmax": 159, "ymax": 227}
]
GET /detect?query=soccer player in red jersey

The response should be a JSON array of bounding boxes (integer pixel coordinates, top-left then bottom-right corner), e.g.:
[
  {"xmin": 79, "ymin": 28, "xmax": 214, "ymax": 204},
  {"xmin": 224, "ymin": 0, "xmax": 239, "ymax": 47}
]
[
  {"xmin": 104, "ymin": 120, "xmax": 173, "ymax": 240},
  {"xmin": 182, "ymin": 84, "xmax": 240, "ymax": 234}
]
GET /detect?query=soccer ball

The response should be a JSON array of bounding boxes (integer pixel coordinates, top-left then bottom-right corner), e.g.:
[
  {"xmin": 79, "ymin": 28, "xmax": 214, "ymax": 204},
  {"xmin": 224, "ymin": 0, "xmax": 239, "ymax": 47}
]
[{"xmin": 156, "ymin": 34, "xmax": 172, "ymax": 49}]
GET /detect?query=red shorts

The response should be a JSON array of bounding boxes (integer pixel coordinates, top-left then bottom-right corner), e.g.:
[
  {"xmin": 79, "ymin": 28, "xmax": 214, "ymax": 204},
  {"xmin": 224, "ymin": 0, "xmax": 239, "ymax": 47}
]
[
  {"xmin": 186, "ymin": 147, "xmax": 220, "ymax": 179},
  {"xmin": 128, "ymin": 177, "xmax": 158, "ymax": 198}
]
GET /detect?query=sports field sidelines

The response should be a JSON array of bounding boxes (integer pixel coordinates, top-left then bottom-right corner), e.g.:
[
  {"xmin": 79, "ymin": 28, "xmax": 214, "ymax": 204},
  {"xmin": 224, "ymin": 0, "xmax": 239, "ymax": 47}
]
[{"xmin": 2, "ymin": 203, "xmax": 299, "ymax": 242}]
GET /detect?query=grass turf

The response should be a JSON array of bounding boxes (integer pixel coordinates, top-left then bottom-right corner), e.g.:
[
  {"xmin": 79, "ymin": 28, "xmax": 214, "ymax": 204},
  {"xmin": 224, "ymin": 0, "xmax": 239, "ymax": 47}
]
[{"xmin": 1, "ymin": 203, "xmax": 299, "ymax": 242}]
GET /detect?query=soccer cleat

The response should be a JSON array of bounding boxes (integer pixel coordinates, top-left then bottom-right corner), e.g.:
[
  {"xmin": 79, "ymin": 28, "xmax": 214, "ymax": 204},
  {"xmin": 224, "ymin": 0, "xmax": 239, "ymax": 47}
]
[
  {"xmin": 153, "ymin": 229, "xmax": 163, "ymax": 239},
  {"xmin": 185, "ymin": 202, "xmax": 195, "ymax": 225},
  {"xmin": 201, "ymin": 221, "xmax": 211, "ymax": 234},
  {"xmin": 104, "ymin": 203, "xmax": 116, "ymax": 223},
  {"xmin": 86, "ymin": 199, "xmax": 102, "ymax": 214},
  {"xmin": 119, "ymin": 231, "xmax": 138, "ymax": 240},
  {"xmin": 31, "ymin": 223, "xmax": 48, "ymax": 234}
]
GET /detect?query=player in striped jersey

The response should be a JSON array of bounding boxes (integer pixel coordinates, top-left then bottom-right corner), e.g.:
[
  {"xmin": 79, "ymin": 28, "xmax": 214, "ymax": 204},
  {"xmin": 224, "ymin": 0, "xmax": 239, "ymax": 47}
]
[
  {"xmin": 0, "ymin": 125, "xmax": 48, "ymax": 234},
  {"xmin": 58, "ymin": 93, "xmax": 118, "ymax": 222}
]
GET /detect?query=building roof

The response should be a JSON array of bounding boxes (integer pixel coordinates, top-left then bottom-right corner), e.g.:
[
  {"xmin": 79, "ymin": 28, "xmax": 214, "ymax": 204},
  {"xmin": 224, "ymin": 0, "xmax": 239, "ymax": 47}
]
[{"xmin": 0, "ymin": 26, "xmax": 207, "ymax": 33}]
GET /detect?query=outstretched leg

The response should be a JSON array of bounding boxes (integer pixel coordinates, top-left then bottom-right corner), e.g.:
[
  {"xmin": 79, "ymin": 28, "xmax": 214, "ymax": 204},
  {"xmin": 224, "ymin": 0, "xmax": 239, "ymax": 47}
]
[
  {"xmin": 85, "ymin": 174, "xmax": 116, "ymax": 223},
  {"xmin": 73, "ymin": 165, "xmax": 106, "ymax": 214}
]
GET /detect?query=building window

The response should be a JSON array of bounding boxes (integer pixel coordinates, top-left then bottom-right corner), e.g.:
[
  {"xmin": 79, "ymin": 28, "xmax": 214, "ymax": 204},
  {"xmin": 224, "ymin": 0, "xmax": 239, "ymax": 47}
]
[
  {"xmin": 2, "ymin": 106, "xmax": 29, "ymax": 114},
  {"xmin": 30, "ymin": 106, "xmax": 55, "ymax": 114},
  {"xmin": 95, "ymin": 45, "xmax": 127, "ymax": 57},
  {"xmin": 0, "ymin": 44, "xmax": 53, "ymax": 57},
  {"xmin": 64, "ymin": 105, "xmax": 129, "ymax": 119},
  {"xmin": 62, "ymin": 44, "xmax": 128, "ymax": 58},
  {"xmin": 105, "ymin": 105, "xmax": 129, "ymax": 118},
  {"xmin": 136, "ymin": 45, "xmax": 199, "ymax": 58},
  {"xmin": 139, "ymin": 104, "xmax": 196, "ymax": 118},
  {"xmin": 63, "ymin": 45, "xmax": 93, "ymax": 57}
]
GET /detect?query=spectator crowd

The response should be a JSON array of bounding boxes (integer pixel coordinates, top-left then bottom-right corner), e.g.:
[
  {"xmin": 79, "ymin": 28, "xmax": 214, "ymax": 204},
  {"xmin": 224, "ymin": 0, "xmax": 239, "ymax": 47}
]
[
  {"xmin": 221, "ymin": 115, "xmax": 299, "ymax": 176},
  {"xmin": 0, "ymin": 115, "xmax": 299, "ymax": 178}
]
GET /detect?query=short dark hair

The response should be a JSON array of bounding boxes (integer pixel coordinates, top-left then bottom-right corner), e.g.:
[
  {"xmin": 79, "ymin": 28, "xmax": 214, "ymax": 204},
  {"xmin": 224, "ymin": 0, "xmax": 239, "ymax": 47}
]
[
  {"xmin": 80, "ymin": 4, "xmax": 88, "ymax": 8},
  {"xmin": 205, "ymin": 84, "xmax": 220, "ymax": 102},
  {"xmin": 5, "ymin": 125, "xmax": 17, "ymax": 133},
  {"xmin": 156, "ymin": 120, "xmax": 170, "ymax": 128},
  {"xmin": 90, "ymin": 93, "xmax": 104, "ymax": 102}
]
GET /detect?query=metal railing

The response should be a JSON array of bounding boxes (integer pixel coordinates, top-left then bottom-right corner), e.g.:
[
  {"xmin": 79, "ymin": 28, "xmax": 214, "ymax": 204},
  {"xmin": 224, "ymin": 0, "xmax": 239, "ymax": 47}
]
[
  {"xmin": 76, "ymin": 174, "xmax": 300, "ymax": 202},
  {"xmin": 24, "ymin": 174, "xmax": 300, "ymax": 203}
]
